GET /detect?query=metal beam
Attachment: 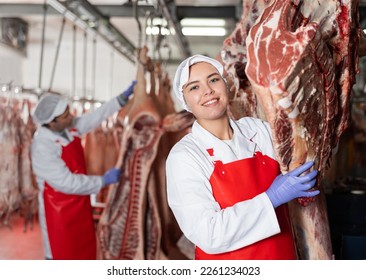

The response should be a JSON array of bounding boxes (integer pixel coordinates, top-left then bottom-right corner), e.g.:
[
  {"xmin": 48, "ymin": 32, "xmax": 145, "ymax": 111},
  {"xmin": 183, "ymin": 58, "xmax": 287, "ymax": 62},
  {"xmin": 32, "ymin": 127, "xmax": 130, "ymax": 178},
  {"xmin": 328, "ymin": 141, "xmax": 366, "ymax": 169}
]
[
  {"xmin": 0, "ymin": 3, "xmax": 239, "ymax": 19},
  {"xmin": 0, "ymin": 1, "xmax": 196, "ymax": 59},
  {"xmin": 47, "ymin": 0, "xmax": 135, "ymax": 63},
  {"xmin": 0, "ymin": 3, "xmax": 60, "ymax": 16},
  {"xmin": 157, "ymin": 0, "xmax": 191, "ymax": 58}
]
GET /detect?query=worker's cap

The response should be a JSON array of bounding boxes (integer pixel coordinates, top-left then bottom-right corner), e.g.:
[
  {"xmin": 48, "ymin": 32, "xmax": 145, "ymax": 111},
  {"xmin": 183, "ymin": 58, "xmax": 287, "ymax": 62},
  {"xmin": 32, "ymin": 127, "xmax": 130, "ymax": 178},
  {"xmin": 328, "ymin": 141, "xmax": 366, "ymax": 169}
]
[
  {"xmin": 173, "ymin": 54, "xmax": 224, "ymax": 111},
  {"xmin": 32, "ymin": 94, "xmax": 68, "ymax": 125}
]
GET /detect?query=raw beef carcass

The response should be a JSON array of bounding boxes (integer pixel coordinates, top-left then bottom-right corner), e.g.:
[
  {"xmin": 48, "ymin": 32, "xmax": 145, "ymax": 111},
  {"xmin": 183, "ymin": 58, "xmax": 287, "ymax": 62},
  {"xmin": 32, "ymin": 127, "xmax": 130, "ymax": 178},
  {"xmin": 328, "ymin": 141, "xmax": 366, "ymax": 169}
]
[
  {"xmin": 222, "ymin": 0, "xmax": 359, "ymax": 259},
  {"xmin": 221, "ymin": 0, "xmax": 272, "ymax": 119}
]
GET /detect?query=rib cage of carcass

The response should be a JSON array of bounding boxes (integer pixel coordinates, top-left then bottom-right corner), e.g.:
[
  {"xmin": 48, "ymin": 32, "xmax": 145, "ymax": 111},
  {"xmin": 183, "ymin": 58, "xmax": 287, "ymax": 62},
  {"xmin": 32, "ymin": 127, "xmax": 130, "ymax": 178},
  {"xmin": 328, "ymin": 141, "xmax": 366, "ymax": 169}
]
[
  {"xmin": 222, "ymin": 0, "xmax": 360, "ymax": 259},
  {"xmin": 97, "ymin": 46, "xmax": 194, "ymax": 260}
]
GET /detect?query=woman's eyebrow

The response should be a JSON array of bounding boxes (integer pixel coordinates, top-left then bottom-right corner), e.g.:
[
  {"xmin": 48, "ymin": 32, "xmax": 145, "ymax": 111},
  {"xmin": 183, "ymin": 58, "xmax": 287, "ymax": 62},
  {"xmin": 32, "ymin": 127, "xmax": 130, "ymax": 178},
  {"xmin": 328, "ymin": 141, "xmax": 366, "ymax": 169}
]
[{"xmin": 183, "ymin": 72, "xmax": 220, "ymax": 89}]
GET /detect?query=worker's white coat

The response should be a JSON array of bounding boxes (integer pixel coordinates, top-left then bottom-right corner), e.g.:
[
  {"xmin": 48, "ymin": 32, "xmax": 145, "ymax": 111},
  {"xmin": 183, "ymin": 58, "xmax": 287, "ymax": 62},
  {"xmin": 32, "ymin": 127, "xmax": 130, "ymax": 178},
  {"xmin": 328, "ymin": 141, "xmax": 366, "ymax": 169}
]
[
  {"xmin": 166, "ymin": 117, "xmax": 281, "ymax": 254},
  {"xmin": 31, "ymin": 97, "xmax": 121, "ymax": 259}
]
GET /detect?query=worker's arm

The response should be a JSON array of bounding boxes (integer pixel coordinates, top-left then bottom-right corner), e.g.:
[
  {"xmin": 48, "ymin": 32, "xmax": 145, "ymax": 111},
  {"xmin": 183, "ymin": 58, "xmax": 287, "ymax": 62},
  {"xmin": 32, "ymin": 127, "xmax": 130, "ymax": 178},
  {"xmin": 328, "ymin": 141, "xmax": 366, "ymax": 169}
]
[
  {"xmin": 73, "ymin": 97, "xmax": 121, "ymax": 135},
  {"xmin": 74, "ymin": 80, "xmax": 136, "ymax": 135},
  {"xmin": 31, "ymin": 137, "xmax": 104, "ymax": 195}
]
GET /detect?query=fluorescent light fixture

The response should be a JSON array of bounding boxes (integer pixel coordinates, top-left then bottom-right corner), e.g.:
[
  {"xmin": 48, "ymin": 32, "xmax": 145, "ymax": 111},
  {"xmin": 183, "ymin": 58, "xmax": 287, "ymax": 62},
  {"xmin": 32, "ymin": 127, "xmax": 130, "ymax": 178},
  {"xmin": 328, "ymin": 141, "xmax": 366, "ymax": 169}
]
[
  {"xmin": 151, "ymin": 18, "xmax": 168, "ymax": 26},
  {"xmin": 1, "ymin": 84, "xmax": 9, "ymax": 92},
  {"xmin": 146, "ymin": 26, "xmax": 170, "ymax": 36},
  {"xmin": 182, "ymin": 27, "xmax": 227, "ymax": 36},
  {"xmin": 181, "ymin": 18, "xmax": 226, "ymax": 27},
  {"xmin": 84, "ymin": 102, "xmax": 91, "ymax": 111}
]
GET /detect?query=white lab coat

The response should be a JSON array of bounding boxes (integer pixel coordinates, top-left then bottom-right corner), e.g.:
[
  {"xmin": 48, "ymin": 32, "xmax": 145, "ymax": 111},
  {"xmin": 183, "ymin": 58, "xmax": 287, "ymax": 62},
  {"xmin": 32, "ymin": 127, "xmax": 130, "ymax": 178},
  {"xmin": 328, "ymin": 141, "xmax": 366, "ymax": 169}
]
[
  {"xmin": 166, "ymin": 117, "xmax": 281, "ymax": 254},
  {"xmin": 31, "ymin": 97, "xmax": 121, "ymax": 259}
]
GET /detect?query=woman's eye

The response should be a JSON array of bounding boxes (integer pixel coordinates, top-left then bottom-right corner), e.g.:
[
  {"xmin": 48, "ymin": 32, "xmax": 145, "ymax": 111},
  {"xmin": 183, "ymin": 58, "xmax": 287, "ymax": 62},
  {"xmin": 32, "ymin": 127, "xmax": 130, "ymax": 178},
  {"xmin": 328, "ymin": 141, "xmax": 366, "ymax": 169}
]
[
  {"xmin": 210, "ymin": 77, "xmax": 220, "ymax": 83},
  {"xmin": 188, "ymin": 85, "xmax": 199, "ymax": 91}
]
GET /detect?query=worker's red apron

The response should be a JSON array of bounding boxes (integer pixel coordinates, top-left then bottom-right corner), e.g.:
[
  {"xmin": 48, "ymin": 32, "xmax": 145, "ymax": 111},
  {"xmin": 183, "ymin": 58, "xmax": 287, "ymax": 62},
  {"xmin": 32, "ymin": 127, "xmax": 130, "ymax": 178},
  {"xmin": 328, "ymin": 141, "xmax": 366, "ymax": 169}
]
[
  {"xmin": 195, "ymin": 150, "xmax": 296, "ymax": 260},
  {"xmin": 43, "ymin": 136, "xmax": 96, "ymax": 260}
]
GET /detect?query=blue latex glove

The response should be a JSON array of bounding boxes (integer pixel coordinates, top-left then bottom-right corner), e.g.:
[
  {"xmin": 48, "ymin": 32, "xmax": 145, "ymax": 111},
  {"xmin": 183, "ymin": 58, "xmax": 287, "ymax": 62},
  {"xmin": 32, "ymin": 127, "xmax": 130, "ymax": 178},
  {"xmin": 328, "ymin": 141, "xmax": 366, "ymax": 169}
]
[
  {"xmin": 116, "ymin": 80, "xmax": 137, "ymax": 106},
  {"xmin": 102, "ymin": 167, "xmax": 121, "ymax": 186},
  {"xmin": 265, "ymin": 161, "xmax": 320, "ymax": 208}
]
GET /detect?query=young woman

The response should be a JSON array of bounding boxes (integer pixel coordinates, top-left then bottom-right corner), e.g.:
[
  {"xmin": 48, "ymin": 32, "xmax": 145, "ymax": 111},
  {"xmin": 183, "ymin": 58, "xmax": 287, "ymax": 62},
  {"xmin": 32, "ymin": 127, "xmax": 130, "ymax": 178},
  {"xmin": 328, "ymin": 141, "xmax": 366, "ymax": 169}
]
[{"xmin": 166, "ymin": 55, "xmax": 319, "ymax": 260}]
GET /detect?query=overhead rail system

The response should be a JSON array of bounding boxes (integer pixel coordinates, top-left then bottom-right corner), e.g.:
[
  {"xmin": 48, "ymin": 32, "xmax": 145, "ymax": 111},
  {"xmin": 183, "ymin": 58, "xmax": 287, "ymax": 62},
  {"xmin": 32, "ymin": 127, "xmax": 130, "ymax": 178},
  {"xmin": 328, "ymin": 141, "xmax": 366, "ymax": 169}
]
[{"xmin": 0, "ymin": 0, "xmax": 243, "ymax": 61}]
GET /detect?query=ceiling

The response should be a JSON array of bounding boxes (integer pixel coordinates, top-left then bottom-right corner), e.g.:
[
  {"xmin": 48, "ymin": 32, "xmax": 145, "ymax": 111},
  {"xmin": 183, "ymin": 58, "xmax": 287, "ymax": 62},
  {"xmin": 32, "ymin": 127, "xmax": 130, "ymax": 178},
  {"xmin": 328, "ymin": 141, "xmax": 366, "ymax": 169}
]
[
  {"xmin": 0, "ymin": 0, "xmax": 365, "ymax": 65},
  {"xmin": 0, "ymin": 0, "xmax": 241, "ymax": 65}
]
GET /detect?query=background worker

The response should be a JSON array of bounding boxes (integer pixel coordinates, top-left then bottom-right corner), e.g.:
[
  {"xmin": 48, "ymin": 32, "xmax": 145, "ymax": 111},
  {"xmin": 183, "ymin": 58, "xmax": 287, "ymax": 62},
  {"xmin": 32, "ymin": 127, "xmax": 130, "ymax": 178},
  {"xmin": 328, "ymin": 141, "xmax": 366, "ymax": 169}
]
[{"xmin": 31, "ymin": 81, "xmax": 135, "ymax": 260}]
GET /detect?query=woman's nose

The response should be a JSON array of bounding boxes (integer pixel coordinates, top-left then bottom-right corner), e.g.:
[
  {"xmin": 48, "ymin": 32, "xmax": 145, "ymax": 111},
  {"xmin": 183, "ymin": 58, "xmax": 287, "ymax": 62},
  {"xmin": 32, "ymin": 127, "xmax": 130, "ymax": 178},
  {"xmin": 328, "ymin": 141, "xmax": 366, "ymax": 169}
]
[{"xmin": 203, "ymin": 85, "xmax": 213, "ymax": 95}]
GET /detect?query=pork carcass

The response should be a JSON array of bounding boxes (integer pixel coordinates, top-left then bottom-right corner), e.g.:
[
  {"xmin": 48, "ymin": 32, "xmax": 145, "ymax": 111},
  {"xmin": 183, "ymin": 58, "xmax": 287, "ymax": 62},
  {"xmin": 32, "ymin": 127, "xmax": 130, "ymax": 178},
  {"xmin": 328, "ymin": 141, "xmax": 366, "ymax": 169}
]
[
  {"xmin": 0, "ymin": 101, "xmax": 21, "ymax": 225},
  {"xmin": 84, "ymin": 126, "xmax": 107, "ymax": 176},
  {"xmin": 18, "ymin": 100, "xmax": 38, "ymax": 231},
  {"xmin": 225, "ymin": 0, "xmax": 359, "ymax": 259},
  {"xmin": 97, "ymin": 46, "xmax": 194, "ymax": 260}
]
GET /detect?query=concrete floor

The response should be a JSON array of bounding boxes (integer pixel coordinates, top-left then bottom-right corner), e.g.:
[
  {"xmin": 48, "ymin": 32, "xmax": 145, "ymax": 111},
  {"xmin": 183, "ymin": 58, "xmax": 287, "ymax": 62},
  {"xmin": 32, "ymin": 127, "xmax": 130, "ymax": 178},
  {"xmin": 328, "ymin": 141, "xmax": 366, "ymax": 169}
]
[{"xmin": 0, "ymin": 214, "xmax": 44, "ymax": 260}]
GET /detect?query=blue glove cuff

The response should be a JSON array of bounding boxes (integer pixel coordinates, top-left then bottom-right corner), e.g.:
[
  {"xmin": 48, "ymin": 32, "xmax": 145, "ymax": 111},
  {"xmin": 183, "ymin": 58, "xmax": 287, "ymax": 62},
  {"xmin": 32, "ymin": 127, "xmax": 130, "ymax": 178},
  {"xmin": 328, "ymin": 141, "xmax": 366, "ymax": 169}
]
[
  {"xmin": 117, "ymin": 80, "xmax": 137, "ymax": 106},
  {"xmin": 116, "ymin": 94, "xmax": 129, "ymax": 107}
]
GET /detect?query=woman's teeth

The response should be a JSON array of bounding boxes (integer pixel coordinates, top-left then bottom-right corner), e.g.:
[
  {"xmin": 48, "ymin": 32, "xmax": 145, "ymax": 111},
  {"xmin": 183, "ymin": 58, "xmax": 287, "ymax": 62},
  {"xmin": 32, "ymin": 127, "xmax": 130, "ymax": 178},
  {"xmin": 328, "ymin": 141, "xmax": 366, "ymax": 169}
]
[{"xmin": 203, "ymin": 98, "xmax": 218, "ymax": 106}]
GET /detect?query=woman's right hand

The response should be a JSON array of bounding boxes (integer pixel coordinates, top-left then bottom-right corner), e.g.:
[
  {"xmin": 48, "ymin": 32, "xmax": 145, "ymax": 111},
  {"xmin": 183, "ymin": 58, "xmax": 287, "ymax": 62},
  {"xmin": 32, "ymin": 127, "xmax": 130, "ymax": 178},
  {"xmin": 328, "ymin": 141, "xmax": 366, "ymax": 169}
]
[{"xmin": 265, "ymin": 161, "xmax": 320, "ymax": 208}]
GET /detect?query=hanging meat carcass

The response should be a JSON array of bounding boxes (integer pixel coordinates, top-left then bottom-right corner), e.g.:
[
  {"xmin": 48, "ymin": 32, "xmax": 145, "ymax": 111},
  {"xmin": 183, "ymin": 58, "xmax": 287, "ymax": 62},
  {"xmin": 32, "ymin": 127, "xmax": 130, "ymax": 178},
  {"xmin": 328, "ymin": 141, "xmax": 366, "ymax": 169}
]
[
  {"xmin": 17, "ymin": 100, "xmax": 38, "ymax": 231},
  {"xmin": 149, "ymin": 62, "xmax": 192, "ymax": 259},
  {"xmin": 0, "ymin": 97, "xmax": 38, "ymax": 228},
  {"xmin": 0, "ymin": 100, "xmax": 22, "ymax": 225},
  {"xmin": 97, "ymin": 46, "xmax": 194, "ymax": 260},
  {"xmin": 222, "ymin": 0, "xmax": 360, "ymax": 259},
  {"xmin": 221, "ymin": 0, "xmax": 273, "ymax": 120},
  {"xmin": 84, "ymin": 125, "xmax": 107, "ymax": 176}
]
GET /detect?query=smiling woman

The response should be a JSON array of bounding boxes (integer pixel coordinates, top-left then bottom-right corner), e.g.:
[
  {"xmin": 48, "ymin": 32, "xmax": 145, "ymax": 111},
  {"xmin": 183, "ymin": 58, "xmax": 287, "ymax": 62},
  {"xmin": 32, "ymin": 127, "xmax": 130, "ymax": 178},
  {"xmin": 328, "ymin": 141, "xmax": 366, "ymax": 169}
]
[
  {"xmin": 165, "ymin": 54, "xmax": 320, "ymax": 260},
  {"xmin": 182, "ymin": 62, "xmax": 229, "ymax": 129}
]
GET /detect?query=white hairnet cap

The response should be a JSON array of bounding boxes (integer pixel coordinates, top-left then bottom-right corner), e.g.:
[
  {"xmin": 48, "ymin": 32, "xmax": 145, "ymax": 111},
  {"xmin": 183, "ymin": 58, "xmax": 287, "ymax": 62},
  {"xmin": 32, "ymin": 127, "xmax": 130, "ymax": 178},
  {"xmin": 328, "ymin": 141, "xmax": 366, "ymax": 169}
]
[
  {"xmin": 32, "ymin": 94, "xmax": 68, "ymax": 125},
  {"xmin": 173, "ymin": 54, "xmax": 224, "ymax": 111}
]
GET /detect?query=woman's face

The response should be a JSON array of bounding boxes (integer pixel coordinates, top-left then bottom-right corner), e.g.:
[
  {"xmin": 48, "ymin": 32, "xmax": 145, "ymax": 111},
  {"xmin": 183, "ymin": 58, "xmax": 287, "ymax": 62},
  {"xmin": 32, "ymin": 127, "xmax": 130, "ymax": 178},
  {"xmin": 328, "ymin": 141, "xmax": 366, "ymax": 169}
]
[{"xmin": 182, "ymin": 62, "xmax": 228, "ymax": 122}]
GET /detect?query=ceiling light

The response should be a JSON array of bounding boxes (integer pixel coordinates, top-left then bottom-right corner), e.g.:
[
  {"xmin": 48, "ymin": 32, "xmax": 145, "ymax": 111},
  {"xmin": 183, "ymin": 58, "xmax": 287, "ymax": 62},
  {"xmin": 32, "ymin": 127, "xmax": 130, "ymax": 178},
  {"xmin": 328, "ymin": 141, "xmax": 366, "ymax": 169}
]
[
  {"xmin": 181, "ymin": 18, "xmax": 226, "ymax": 27},
  {"xmin": 146, "ymin": 26, "xmax": 170, "ymax": 36},
  {"xmin": 182, "ymin": 27, "xmax": 227, "ymax": 36},
  {"xmin": 151, "ymin": 18, "xmax": 168, "ymax": 26}
]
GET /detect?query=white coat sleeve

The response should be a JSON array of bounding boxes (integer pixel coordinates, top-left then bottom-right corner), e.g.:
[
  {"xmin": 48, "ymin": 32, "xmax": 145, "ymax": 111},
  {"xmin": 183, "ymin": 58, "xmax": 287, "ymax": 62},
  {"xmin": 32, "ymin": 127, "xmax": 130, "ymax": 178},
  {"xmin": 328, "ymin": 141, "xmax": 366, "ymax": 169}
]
[
  {"xmin": 73, "ymin": 97, "xmax": 121, "ymax": 135},
  {"xmin": 166, "ymin": 145, "xmax": 281, "ymax": 254},
  {"xmin": 31, "ymin": 137, "xmax": 104, "ymax": 195}
]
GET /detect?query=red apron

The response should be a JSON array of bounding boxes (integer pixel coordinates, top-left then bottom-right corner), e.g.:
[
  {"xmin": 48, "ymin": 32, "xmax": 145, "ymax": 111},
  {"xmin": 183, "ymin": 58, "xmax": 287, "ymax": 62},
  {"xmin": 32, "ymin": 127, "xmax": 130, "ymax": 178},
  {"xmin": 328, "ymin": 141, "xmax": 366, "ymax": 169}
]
[
  {"xmin": 195, "ymin": 150, "xmax": 296, "ymax": 260},
  {"xmin": 43, "ymin": 136, "xmax": 97, "ymax": 260}
]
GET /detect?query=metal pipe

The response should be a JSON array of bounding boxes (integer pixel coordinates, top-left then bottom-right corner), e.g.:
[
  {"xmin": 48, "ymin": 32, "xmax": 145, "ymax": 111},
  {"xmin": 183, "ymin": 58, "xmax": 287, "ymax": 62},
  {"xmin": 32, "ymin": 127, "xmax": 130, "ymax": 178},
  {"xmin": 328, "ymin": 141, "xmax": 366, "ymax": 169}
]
[
  {"xmin": 71, "ymin": 24, "xmax": 77, "ymax": 97},
  {"xmin": 157, "ymin": 0, "xmax": 191, "ymax": 58},
  {"xmin": 82, "ymin": 30, "xmax": 87, "ymax": 98},
  {"xmin": 38, "ymin": 1, "xmax": 48, "ymax": 90},
  {"xmin": 92, "ymin": 35, "xmax": 97, "ymax": 99},
  {"xmin": 49, "ymin": 16, "xmax": 66, "ymax": 91}
]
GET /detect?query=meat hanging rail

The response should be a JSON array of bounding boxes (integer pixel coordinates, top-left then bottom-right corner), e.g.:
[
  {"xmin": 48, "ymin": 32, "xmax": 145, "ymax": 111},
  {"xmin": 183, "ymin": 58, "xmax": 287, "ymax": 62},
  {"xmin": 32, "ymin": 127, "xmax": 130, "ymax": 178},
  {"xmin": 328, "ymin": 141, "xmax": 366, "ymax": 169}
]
[{"xmin": 221, "ymin": 0, "xmax": 360, "ymax": 259}]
